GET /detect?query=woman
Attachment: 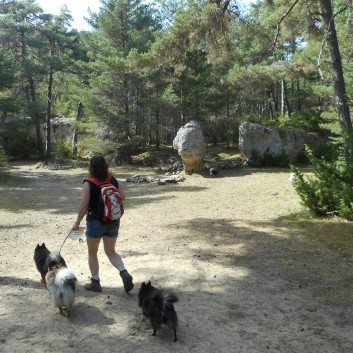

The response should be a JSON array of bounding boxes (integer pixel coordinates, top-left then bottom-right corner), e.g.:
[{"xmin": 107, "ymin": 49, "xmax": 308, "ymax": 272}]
[{"xmin": 72, "ymin": 156, "xmax": 134, "ymax": 293}]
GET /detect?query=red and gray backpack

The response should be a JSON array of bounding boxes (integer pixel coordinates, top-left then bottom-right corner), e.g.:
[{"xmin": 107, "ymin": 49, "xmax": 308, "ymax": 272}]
[{"xmin": 86, "ymin": 176, "xmax": 124, "ymax": 222}]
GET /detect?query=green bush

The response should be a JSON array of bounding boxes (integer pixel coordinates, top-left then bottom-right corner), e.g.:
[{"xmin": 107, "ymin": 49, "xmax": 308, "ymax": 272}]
[
  {"xmin": 290, "ymin": 145, "xmax": 353, "ymax": 220},
  {"xmin": 248, "ymin": 149, "xmax": 289, "ymax": 167},
  {"xmin": 53, "ymin": 139, "xmax": 72, "ymax": 159},
  {"xmin": 247, "ymin": 111, "xmax": 325, "ymax": 133},
  {"xmin": 2, "ymin": 120, "xmax": 38, "ymax": 159},
  {"xmin": 77, "ymin": 136, "xmax": 119, "ymax": 158},
  {"xmin": 0, "ymin": 145, "xmax": 8, "ymax": 167},
  {"xmin": 277, "ymin": 111, "xmax": 324, "ymax": 132}
]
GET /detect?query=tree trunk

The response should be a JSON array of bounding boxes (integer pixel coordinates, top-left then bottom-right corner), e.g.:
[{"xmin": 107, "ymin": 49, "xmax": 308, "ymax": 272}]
[
  {"xmin": 45, "ymin": 64, "xmax": 53, "ymax": 159},
  {"xmin": 270, "ymin": 84, "xmax": 278, "ymax": 119},
  {"xmin": 123, "ymin": 79, "xmax": 130, "ymax": 138},
  {"xmin": 20, "ymin": 31, "xmax": 43, "ymax": 156},
  {"xmin": 296, "ymin": 79, "xmax": 301, "ymax": 111},
  {"xmin": 155, "ymin": 108, "xmax": 160, "ymax": 150},
  {"xmin": 225, "ymin": 86, "xmax": 231, "ymax": 149},
  {"xmin": 320, "ymin": 0, "xmax": 352, "ymax": 150},
  {"xmin": 72, "ymin": 102, "xmax": 83, "ymax": 158},
  {"xmin": 281, "ymin": 79, "xmax": 291, "ymax": 116}
]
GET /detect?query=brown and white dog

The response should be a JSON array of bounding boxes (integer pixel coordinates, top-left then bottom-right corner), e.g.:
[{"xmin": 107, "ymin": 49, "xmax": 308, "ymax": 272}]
[{"xmin": 45, "ymin": 263, "xmax": 77, "ymax": 318}]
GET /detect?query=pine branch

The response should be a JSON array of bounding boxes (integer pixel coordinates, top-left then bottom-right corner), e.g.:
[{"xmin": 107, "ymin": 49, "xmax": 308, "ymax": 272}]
[{"xmin": 272, "ymin": 0, "xmax": 301, "ymax": 52}]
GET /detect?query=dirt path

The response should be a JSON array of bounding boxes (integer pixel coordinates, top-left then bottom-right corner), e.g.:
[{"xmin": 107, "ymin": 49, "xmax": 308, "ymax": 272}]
[{"xmin": 0, "ymin": 162, "xmax": 352, "ymax": 353}]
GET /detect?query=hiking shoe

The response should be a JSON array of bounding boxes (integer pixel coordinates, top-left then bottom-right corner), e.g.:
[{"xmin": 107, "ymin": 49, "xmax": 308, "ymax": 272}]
[
  {"xmin": 120, "ymin": 270, "xmax": 134, "ymax": 293},
  {"xmin": 84, "ymin": 278, "xmax": 102, "ymax": 292}
]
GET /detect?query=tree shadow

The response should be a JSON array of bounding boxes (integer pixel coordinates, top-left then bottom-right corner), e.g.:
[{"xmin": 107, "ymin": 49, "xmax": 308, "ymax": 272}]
[
  {"xmin": 0, "ymin": 165, "xmax": 208, "ymax": 214},
  {"xmin": 0, "ymin": 276, "xmax": 41, "ymax": 289},
  {"xmin": 69, "ymin": 302, "xmax": 116, "ymax": 326},
  {"xmin": 165, "ymin": 215, "xmax": 353, "ymax": 328},
  {"xmin": 2, "ymin": 219, "xmax": 353, "ymax": 353}
]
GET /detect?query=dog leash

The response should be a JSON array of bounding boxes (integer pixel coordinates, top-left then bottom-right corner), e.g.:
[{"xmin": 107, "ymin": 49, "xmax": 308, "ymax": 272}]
[
  {"xmin": 59, "ymin": 229, "xmax": 84, "ymax": 253},
  {"xmin": 59, "ymin": 232, "xmax": 71, "ymax": 253}
]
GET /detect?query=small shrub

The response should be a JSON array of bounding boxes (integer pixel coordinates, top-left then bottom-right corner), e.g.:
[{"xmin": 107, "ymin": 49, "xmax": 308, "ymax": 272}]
[
  {"xmin": 53, "ymin": 139, "xmax": 72, "ymax": 159},
  {"xmin": 77, "ymin": 136, "xmax": 119, "ymax": 158},
  {"xmin": 278, "ymin": 111, "xmax": 324, "ymax": 132},
  {"xmin": 0, "ymin": 145, "xmax": 8, "ymax": 167},
  {"xmin": 248, "ymin": 150, "xmax": 289, "ymax": 167},
  {"xmin": 290, "ymin": 145, "xmax": 353, "ymax": 220},
  {"xmin": 2, "ymin": 120, "xmax": 38, "ymax": 159}
]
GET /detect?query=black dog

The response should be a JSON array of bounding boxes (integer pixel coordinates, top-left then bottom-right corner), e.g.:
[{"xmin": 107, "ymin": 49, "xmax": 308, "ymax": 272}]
[
  {"xmin": 138, "ymin": 281, "xmax": 179, "ymax": 342},
  {"xmin": 33, "ymin": 243, "xmax": 66, "ymax": 285}
]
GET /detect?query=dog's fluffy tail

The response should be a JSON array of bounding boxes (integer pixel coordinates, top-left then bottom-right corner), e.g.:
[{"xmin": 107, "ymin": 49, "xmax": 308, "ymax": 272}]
[
  {"xmin": 161, "ymin": 290, "xmax": 178, "ymax": 305},
  {"xmin": 47, "ymin": 267, "xmax": 77, "ymax": 309},
  {"xmin": 161, "ymin": 290, "xmax": 178, "ymax": 340},
  {"xmin": 54, "ymin": 267, "xmax": 77, "ymax": 293},
  {"xmin": 150, "ymin": 290, "xmax": 178, "ymax": 320}
]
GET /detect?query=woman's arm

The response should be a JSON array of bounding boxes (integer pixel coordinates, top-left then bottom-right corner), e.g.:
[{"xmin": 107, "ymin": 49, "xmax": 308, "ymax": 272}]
[
  {"xmin": 118, "ymin": 182, "xmax": 126, "ymax": 202},
  {"xmin": 72, "ymin": 181, "xmax": 90, "ymax": 230},
  {"xmin": 112, "ymin": 175, "xmax": 126, "ymax": 201}
]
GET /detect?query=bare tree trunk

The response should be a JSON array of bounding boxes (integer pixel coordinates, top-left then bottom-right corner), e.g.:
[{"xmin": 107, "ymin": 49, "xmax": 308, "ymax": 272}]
[
  {"xmin": 281, "ymin": 80, "xmax": 285, "ymax": 115},
  {"xmin": 21, "ymin": 31, "xmax": 43, "ymax": 156},
  {"xmin": 284, "ymin": 80, "xmax": 292, "ymax": 116},
  {"xmin": 155, "ymin": 108, "xmax": 160, "ymax": 150},
  {"xmin": 320, "ymin": 0, "xmax": 352, "ymax": 152},
  {"xmin": 296, "ymin": 79, "xmax": 301, "ymax": 111},
  {"xmin": 225, "ymin": 86, "xmax": 231, "ymax": 149},
  {"xmin": 45, "ymin": 64, "xmax": 53, "ymax": 159},
  {"xmin": 269, "ymin": 84, "xmax": 277, "ymax": 120},
  {"xmin": 72, "ymin": 102, "xmax": 84, "ymax": 158},
  {"xmin": 123, "ymin": 79, "xmax": 130, "ymax": 138},
  {"xmin": 281, "ymin": 79, "xmax": 291, "ymax": 116}
]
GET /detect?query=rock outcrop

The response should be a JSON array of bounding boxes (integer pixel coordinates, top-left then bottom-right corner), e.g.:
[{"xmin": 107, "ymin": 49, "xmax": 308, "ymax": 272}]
[
  {"xmin": 173, "ymin": 121, "xmax": 206, "ymax": 175},
  {"xmin": 239, "ymin": 122, "xmax": 327, "ymax": 165},
  {"xmin": 50, "ymin": 116, "xmax": 72, "ymax": 143}
]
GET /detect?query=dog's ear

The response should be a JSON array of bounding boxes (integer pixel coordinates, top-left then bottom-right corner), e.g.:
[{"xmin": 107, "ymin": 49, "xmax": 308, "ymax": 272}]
[
  {"xmin": 142, "ymin": 281, "xmax": 146, "ymax": 285},
  {"xmin": 42, "ymin": 243, "xmax": 45, "ymax": 247},
  {"xmin": 147, "ymin": 281, "xmax": 151, "ymax": 286}
]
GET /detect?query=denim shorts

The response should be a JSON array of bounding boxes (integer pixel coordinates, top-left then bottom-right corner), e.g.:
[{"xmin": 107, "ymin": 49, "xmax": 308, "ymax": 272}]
[{"xmin": 86, "ymin": 219, "xmax": 120, "ymax": 238}]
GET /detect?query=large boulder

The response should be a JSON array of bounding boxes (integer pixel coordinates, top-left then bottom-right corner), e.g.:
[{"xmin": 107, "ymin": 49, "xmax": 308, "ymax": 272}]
[
  {"xmin": 173, "ymin": 121, "xmax": 206, "ymax": 175},
  {"xmin": 239, "ymin": 122, "xmax": 326, "ymax": 165},
  {"xmin": 50, "ymin": 116, "xmax": 73, "ymax": 143}
]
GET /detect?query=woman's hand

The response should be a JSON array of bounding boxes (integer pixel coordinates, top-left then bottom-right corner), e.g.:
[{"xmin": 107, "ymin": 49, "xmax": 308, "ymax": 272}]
[{"xmin": 72, "ymin": 222, "xmax": 80, "ymax": 230}]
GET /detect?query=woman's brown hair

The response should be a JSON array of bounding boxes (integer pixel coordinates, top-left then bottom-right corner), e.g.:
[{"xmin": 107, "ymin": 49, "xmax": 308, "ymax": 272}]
[{"xmin": 89, "ymin": 156, "xmax": 109, "ymax": 181}]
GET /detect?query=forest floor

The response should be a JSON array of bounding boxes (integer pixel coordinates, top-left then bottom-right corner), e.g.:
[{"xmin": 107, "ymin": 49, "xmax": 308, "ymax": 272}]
[{"xmin": 0, "ymin": 160, "xmax": 353, "ymax": 353}]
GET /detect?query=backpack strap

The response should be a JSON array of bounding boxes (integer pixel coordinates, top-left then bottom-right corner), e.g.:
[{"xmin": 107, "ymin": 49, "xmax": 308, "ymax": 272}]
[
  {"xmin": 85, "ymin": 177, "xmax": 100, "ymax": 185},
  {"xmin": 84, "ymin": 176, "xmax": 112, "ymax": 185}
]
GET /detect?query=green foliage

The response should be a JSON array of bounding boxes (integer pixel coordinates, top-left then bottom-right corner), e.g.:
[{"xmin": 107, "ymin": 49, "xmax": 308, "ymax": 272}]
[
  {"xmin": 248, "ymin": 111, "xmax": 325, "ymax": 133},
  {"xmin": 0, "ymin": 0, "xmax": 352, "ymax": 155},
  {"xmin": 248, "ymin": 150, "xmax": 290, "ymax": 168},
  {"xmin": 77, "ymin": 136, "xmax": 119, "ymax": 158},
  {"xmin": 2, "ymin": 120, "xmax": 38, "ymax": 159},
  {"xmin": 52, "ymin": 139, "xmax": 72, "ymax": 159},
  {"xmin": 277, "ymin": 111, "xmax": 324, "ymax": 132},
  {"xmin": 291, "ymin": 145, "xmax": 353, "ymax": 220},
  {"xmin": 0, "ymin": 145, "xmax": 8, "ymax": 167}
]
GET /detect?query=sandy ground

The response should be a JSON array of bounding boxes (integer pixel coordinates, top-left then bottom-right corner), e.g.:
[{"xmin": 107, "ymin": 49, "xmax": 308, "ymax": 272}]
[{"xmin": 0, "ymin": 162, "xmax": 353, "ymax": 353}]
